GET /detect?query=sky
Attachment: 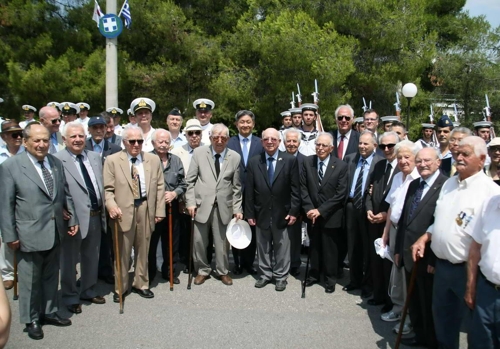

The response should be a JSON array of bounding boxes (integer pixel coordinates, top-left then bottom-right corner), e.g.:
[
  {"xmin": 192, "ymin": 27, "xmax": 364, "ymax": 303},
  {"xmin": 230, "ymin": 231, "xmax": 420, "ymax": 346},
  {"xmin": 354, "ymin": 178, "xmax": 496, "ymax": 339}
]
[{"xmin": 464, "ymin": 0, "xmax": 500, "ymax": 28}]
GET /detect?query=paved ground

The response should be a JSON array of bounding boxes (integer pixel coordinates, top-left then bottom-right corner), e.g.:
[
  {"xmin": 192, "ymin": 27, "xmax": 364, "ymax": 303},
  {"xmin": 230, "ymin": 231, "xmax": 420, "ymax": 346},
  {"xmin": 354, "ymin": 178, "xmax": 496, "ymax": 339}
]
[{"xmin": 5, "ymin": 261, "xmax": 466, "ymax": 349}]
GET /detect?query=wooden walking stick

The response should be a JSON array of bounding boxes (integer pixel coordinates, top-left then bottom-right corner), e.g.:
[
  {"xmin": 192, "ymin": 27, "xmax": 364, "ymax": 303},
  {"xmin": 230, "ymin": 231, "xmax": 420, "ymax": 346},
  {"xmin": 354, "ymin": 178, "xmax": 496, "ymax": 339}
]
[
  {"xmin": 302, "ymin": 223, "xmax": 313, "ymax": 299},
  {"xmin": 113, "ymin": 220, "xmax": 124, "ymax": 314},
  {"xmin": 187, "ymin": 217, "xmax": 194, "ymax": 290},
  {"xmin": 169, "ymin": 203, "xmax": 174, "ymax": 291},
  {"xmin": 13, "ymin": 252, "xmax": 18, "ymax": 301},
  {"xmin": 395, "ymin": 259, "xmax": 419, "ymax": 349}
]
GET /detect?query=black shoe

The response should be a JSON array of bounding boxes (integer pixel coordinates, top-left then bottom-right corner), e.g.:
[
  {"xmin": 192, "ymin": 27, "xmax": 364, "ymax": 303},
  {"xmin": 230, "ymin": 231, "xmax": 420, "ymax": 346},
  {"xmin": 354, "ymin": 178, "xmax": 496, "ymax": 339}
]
[
  {"xmin": 41, "ymin": 314, "xmax": 72, "ymax": 327},
  {"xmin": 325, "ymin": 285, "xmax": 335, "ymax": 294},
  {"xmin": 400, "ymin": 337, "xmax": 423, "ymax": 347},
  {"xmin": 233, "ymin": 265, "xmax": 243, "ymax": 275},
  {"xmin": 255, "ymin": 278, "xmax": 271, "ymax": 288},
  {"xmin": 99, "ymin": 275, "xmax": 115, "ymax": 285},
  {"xmin": 361, "ymin": 289, "xmax": 373, "ymax": 299},
  {"xmin": 290, "ymin": 267, "xmax": 300, "ymax": 277},
  {"xmin": 304, "ymin": 277, "xmax": 318, "ymax": 287},
  {"xmin": 162, "ymin": 275, "xmax": 181, "ymax": 284},
  {"xmin": 342, "ymin": 283, "xmax": 359, "ymax": 292},
  {"xmin": 244, "ymin": 266, "xmax": 258, "ymax": 275},
  {"xmin": 275, "ymin": 280, "xmax": 287, "ymax": 292},
  {"xmin": 25, "ymin": 321, "xmax": 43, "ymax": 340},
  {"xmin": 131, "ymin": 287, "xmax": 154, "ymax": 298},
  {"xmin": 67, "ymin": 304, "xmax": 82, "ymax": 314},
  {"xmin": 381, "ymin": 304, "xmax": 393, "ymax": 313},
  {"xmin": 183, "ymin": 267, "xmax": 189, "ymax": 274},
  {"xmin": 367, "ymin": 299, "xmax": 384, "ymax": 306},
  {"xmin": 113, "ymin": 292, "xmax": 128, "ymax": 303}
]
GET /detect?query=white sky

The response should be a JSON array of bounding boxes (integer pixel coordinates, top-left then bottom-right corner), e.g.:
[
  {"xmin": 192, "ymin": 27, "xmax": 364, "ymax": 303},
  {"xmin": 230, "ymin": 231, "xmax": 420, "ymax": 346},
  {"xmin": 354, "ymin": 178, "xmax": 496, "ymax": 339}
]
[{"xmin": 464, "ymin": 0, "xmax": 500, "ymax": 28}]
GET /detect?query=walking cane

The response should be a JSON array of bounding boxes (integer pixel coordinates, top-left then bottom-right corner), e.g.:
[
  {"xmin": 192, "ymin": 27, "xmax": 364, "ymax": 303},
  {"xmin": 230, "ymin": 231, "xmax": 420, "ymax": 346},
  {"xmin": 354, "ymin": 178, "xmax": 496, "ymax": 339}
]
[
  {"xmin": 169, "ymin": 203, "xmax": 174, "ymax": 291},
  {"xmin": 13, "ymin": 252, "xmax": 18, "ymax": 301},
  {"xmin": 113, "ymin": 220, "xmax": 124, "ymax": 314},
  {"xmin": 395, "ymin": 258, "xmax": 419, "ymax": 349},
  {"xmin": 302, "ymin": 222, "xmax": 313, "ymax": 299},
  {"xmin": 187, "ymin": 217, "xmax": 194, "ymax": 290}
]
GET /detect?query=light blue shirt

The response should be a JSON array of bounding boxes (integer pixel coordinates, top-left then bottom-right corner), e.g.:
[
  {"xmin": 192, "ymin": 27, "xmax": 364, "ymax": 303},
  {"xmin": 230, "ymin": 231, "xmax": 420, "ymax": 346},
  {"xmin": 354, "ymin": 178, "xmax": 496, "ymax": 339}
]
[
  {"xmin": 171, "ymin": 133, "xmax": 187, "ymax": 149},
  {"xmin": 265, "ymin": 150, "xmax": 279, "ymax": 172},
  {"xmin": 349, "ymin": 152, "xmax": 375, "ymax": 198}
]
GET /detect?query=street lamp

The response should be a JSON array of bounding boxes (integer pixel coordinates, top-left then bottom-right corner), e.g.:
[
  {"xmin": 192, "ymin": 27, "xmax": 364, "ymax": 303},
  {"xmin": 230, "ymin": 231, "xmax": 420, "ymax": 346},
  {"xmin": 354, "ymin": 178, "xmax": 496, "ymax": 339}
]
[{"xmin": 402, "ymin": 83, "xmax": 418, "ymax": 130}]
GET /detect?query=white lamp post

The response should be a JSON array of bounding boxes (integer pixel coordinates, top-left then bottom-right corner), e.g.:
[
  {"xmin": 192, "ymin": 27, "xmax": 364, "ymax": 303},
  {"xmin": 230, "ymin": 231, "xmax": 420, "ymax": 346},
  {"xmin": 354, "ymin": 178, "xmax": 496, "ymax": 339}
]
[{"xmin": 402, "ymin": 83, "xmax": 418, "ymax": 130}]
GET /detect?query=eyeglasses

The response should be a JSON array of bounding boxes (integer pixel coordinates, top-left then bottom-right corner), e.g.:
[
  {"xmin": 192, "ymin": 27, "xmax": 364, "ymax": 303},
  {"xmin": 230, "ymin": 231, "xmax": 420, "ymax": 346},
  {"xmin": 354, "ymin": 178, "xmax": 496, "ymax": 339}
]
[
  {"xmin": 11, "ymin": 132, "xmax": 23, "ymax": 139},
  {"xmin": 187, "ymin": 131, "xmax": 201, "ymax": 136},
  {"xmin": 315, "ymin": 143, "xmax": 331, "ymax": 148},
  {"xmin": 379, "ymin": 143, "xmax": 396, "ymax": 150},
  {"xmin": 127, "ymin": 139, "xmax": 144, "ymax": 145},
  {"xmin": 262, "ymin": 137, "xmax": 279, "ymax": 142},
  {"xmin": 489, "ymin": 146, "xmax": 500, "ymax": 153},
  {"xmin": 337, "ymin": 115, "xmax": 351, "ymax": 121},
  {"xmin": 51, "ymin": 118, "xmax": 62, "ymax": 124}
]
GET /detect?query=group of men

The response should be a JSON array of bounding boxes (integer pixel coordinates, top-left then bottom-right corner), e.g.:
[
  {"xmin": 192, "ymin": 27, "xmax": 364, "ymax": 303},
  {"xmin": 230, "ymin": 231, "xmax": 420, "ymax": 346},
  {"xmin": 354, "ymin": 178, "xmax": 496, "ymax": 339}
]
[{"xmin": 0, "ymin": 97, "xmax": 499, "ymax": 349}]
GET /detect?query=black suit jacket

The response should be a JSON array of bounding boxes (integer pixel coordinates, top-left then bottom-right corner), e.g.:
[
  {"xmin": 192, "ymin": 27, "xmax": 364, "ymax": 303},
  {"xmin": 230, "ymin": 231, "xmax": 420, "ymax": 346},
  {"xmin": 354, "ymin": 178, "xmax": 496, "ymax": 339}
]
[
  {"xmin": 227, "ymin": 135, "xmax": 264, "ymax": 193},
  {"xmin": 85, "ymin": 139, "xmax": 122, "ymax": 163},
  {"xmin": 344, "ymin": 152, "xmax": 384, "ymax": 207},
  {"xmin": 301, "ymin": 155, "xmax": 348, "ymax": 228},
  {"xmin": 331, "ymin": 129, "xmax": 360, "ymax": 160},
  {"xmin": 245, "ymin": 151, "xmax": 300, "ymax": 230},
  {"xmin": 365, "ymin": 159, "xmax": 401, "ymax": 214},
  {"xmin": 395, "ymin": 174, "xmax": 447, "ymax": 272}
]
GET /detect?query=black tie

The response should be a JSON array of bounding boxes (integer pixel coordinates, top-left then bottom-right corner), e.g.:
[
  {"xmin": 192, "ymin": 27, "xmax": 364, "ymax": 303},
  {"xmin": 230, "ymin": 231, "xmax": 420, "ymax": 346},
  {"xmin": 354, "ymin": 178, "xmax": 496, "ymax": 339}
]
[
  {"xmin": 38, "ymin": 160, "xmax": 54, "ymax": 198},
  {"xmin": 383, "ymin": 162, "xmax": 392, "ymax": 190},
  {"xmin": 408, "ymin": 181, "xmax": 425, "ymax": 221},
  {"xmin": 353, "ymin": 159, "xmax": 366, "ymax": 209},
  {"xmin": 214, "ymin": 154, "xmax": 221, "ymax": 178},
  {"xmin": 77, "ymin": 154, "xmax": 99, "ymax": 210}
]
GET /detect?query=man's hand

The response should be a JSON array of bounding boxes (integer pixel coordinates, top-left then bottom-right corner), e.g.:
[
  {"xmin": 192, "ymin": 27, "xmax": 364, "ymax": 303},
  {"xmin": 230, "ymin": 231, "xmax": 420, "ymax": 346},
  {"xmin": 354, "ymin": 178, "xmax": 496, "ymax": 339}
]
[
  {"xmin": 187, "ymin": 206, "xmax": 196, "ymax": 219},
  {"xmin": 306, "ymin": 209, "xmax": 320, "ymax": 221},
  {"xmin": 63, "ymin": 208, "xmax": 71, "ymax": 221},
  {"xmin": 155, "ymin": 217, "xmax": 164, "ymax": 224},
  {"xmin": 109, "ymin": 207, "xmax": 123, "ymax": 220},
  {"xmin": 285, "ymin": 215, "xmax": 297, "ymax": 225},
  {"xmin": 248, "ymin": 218, "xmax": 256, "ymax": 226},
  {"xmin": 464, "ymin": 287, "xmax": 476, "ymax": 310},
  {"xmin": 7, "ymin": 240, "xmax": 20, "ymax": 251},
  {"xmin": 233, "ymin": 213, "xmax": 243, "ymax": 221},
  {"xmin": 367, "ymin": 210, "xmax": 375, "ymax": 223},
  {"xmin": 165, "ymin": 191, "xmax": 177, "ymax": 204},
  {"xmin": 68, "ymin": 225, "xmax": 79, "ymax": 236},
  {"xmin": 394, "ymin": 254, "xmax": 400, "ymax": 268},
  {"xmin": 427, "ymin": 265, "xmax": 435, "ymax": 274},
  {"xmin": 368, "ymin": 184, "xmax": 373, "ymax": 196},
  {"xmin": 411, "ymin": 234, "xmax": 429, "ymax": 262}
]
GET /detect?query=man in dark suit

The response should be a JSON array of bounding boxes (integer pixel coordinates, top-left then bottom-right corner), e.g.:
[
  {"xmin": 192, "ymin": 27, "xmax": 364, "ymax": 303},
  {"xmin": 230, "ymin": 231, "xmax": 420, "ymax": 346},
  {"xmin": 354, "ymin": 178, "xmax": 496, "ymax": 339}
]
[
  {"xmin": 365, "ymin": 131, "xmax": 401, "ymax": 311},
  {"xmin": 0, "ymin": 121, "xmax": 78, "ymax": 340},
  {"xmin": 103, "ymin": 113, "xmax": 123, "ymax": 147},
  {"xmin": 302, "ymin": 133, "xmax": 348, "ymax": 293},
  {"xmin": 394, "ymin": 147, "xmax": 446, "ymax": 348},
  {"xmin": 227, "ymin": 110, "xmax": 263, "ymax": 276},
  {"xmin": 332, "ymin": 104, "xmax": 360, "ymax": 161},
  {"xmin": 245, "ymin": 128, "xmax": 300, "ymax": 291},
  {"xmin": 283, "ymin": 128, "xmax": 306, "ymax": 276},
  {"xmin": 342, "ymin": 131, "xmax": 383, "ymax": 297}
]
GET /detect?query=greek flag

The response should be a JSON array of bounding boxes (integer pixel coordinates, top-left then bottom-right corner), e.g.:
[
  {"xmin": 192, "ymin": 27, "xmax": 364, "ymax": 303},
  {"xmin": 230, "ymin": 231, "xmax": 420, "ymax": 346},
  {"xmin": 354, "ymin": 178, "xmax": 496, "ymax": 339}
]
[{"xmin": 120, "ymin": 0, "xmax": 132, "ymax": 29}]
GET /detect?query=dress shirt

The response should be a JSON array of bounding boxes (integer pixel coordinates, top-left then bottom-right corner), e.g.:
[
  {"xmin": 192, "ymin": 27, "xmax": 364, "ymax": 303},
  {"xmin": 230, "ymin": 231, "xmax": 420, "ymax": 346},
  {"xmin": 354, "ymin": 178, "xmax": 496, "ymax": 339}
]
[
  {"xmin": 440, "ymin": 149, "xmax": 452, "ymax": 160},
  {"xmin": 114, "ymin": 124, "xmax": 124, "ymax": 136},
  {"xmin": 91, "ymin": 139, "xmax": 104, "ymax": 154},
  {"xmin": 429, "ymin": 171, "xmax": 500, "ymax": 263},
  {"xmin": 170, "ymin": 132, "xmax": 187, "ymax": 149},
  {"xmin": 238, "ymin": 134, "xmax": 253, "ymax": 152},
  {"xmin": 27, "ymin": 152, "xmax": 52, "ymax": 193},
  {"xmin": 470, "ymin": 194, "xmax": 500, "ymax": 285},
  {"xmin": 212, "ymin": 147, "xmax": 227, "ymax": 166},
  {"xmin": 201, "ymin": 123, "xmax": 213, "ymax": 145},
  {"xmin": 336, "ymin": 129, "xmax": 351, "ymax": 159},
  {"xmin": 385, "ymin": 167, "xmax": 420, "ymax": 224},
  {"xmin": 317, "ymin": 155, "xmax": 330, "ymax": 174},
  {"xmin": 420, "ymin": 169, "xmax": 440, "ymax": 198},
  {"xmin": 127, "ymin": 153, "xmax": 147, "ymax": 198},
  {"xmin": 0, "ymin": 145, "xmax": 25, "ymax": 164},
  {"xmin": 141, "ymin": 127, "xmax": 156, "ymax": 153},
  {"xmin": 349, "ymin": 152, "xmax": 375, "ymax": 198},
  {"xmin": 266, "ymin": 150, "xmax": 279, "ymax": 172},
  {"xmin": 66, "ymin": 150, "xmax": 102, "ymax": 204}
]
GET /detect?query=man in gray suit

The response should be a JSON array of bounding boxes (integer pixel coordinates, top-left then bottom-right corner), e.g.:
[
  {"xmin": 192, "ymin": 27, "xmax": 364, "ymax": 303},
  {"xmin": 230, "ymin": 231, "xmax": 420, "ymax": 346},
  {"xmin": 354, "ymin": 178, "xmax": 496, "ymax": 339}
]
[
  {"xmin": 186, "ymin": 123, "xmax": 243, "ymax": 286},
  {"xmin": 0, "ymin": 123, "xmax": 78, "ymax": 340},
  {"xmin": 55, "ymin": 122, "xmax": 107, "ymax": 315}
]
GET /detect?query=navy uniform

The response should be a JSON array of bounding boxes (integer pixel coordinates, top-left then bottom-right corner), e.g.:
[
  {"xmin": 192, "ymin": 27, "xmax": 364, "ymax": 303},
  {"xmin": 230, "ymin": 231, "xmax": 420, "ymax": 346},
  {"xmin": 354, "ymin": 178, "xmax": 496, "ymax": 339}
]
[{"xmin": 20, "ymin": 105, "xmax": 37, "ymax": 129}]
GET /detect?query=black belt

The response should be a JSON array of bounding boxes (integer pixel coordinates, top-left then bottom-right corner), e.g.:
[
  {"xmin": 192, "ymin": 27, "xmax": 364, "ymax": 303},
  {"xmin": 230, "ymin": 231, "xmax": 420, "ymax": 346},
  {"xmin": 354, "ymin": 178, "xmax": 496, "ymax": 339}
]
[
  {"xmin": 480, "ymin": 269, "xmax": 500, "ymax": 291},
  {"xmin": 90, "ymin": 209, "xmax": 101, "ymax": 217},
  {"xmin": 134, "ymin": 197, "xmax": 147, "ymax": 206}
]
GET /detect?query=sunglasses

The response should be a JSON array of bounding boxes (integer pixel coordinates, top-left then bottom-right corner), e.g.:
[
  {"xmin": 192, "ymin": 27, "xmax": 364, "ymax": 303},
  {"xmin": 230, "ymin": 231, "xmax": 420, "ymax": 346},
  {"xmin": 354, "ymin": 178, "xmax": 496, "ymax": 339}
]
[
  {"xmin": 127, "ymin": 139, "xmax": 144, "ymax": 145},
  {"xmin": 11, "ymin": 132, "xmax": 23, "ymax": 139},
  {"xmin": 187, "ymin": 131, "xmax": 201, "ymax": 136},
  {"xmin": 51, "ymin": 118, "xmax": 62, "ymax": 124},
  {"xmin": 379, "ymin": 143, "xmax": 396, "ymax": 150},
  {"xmin": 337, "ymin": 115, "xmax": 351, "ymax": 121}
]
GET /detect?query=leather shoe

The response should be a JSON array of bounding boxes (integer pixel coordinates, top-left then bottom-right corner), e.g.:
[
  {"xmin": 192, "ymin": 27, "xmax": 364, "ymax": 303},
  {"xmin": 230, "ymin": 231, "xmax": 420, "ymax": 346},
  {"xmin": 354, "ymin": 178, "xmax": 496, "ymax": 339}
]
[
  {"xmin": 244, "ymin": 266, "xmax": 257, "ymax": 275},
  {"xmin": 162, "ymin": 275, "xmax": 180, "ymax": 284},
  {"xmin": 367, "ymin": 299, "xmax": 384, "ymax": 306},
  {"xmin": 99, "ymin": 275, "xmax": 115, "ymax": 285},
  {"xmin": 131, "ymin": 287, "xmax": 154, "ymax": 298},
  {"xmin": 399, "ymin": 337, "xmax": 423, "ymax": 347},
  {"xmin": 304, "ymin": 278, "xmax": 318, "ymax": 287},
  {"xmin": 194, "ymin": 274, "xmax": 208, "ymax": 285},
  {"xmin": 220, "ymin": 275, "xmax": 233, "ymax": 286},
  {"xmin": 67, "ymin": 304, "xmax": 82, "ymax": 314},
  {"xmin": 255, "ymin": 278, "xmax": 271, "ymax": 288},
  {"xmin": 325, "ymin": 285, "xmax": 335, "ymax": 293},
  {"xmin": 3, "ymin": 280, "xmax": 13, "ymax": 290},
  {"xmin": 81, "ymin": 296, "xmax": 106, "ymax": 304},
  {"xmin": 113, "ymin": 292, "xmax": 128, "ymax": 303},
  {"xmin": 232, "ymin": 265, "xmax": 243, "ymax": 275},
  {"xmin": 289, "ymin": 267, "xmax": 300, "ymax": 277},
  {"xmin": 361, "ymin": 289, "xmax": 373, "ymax": 299},
  {"xmin": 42, "ymin": 314, "xmax": 72, "ymax": 327},
  {"xmin": 275, "ymin": 280, "xmax": 287, "ymax": 292},
  {"xmin": 342, "ymin": 283, "xmax": 359, "ymax": 292},
  {"xmin": 25, "ymin": 321, "xmax": 43, "ymax": 340}
]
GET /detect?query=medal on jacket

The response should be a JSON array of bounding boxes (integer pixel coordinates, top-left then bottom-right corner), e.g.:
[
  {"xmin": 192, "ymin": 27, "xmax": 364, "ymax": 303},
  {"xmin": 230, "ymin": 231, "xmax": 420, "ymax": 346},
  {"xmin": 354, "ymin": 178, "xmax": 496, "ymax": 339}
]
[{"xmin": 456, "ymin": 211, "xmax": 466, "ymax": 226}]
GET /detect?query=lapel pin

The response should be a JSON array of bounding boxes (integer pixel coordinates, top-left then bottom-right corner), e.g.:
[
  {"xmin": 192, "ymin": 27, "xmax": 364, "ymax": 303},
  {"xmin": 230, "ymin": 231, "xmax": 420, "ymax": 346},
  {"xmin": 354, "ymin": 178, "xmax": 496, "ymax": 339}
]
[{"xmin": 278, "ymin": 158, "xmax": 282, "ymax": 161}]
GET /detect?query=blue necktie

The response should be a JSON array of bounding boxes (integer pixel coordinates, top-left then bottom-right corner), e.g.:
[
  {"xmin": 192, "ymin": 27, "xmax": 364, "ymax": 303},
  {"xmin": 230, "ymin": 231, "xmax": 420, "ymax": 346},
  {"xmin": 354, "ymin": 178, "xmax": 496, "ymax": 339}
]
[
  {"xmin": 408, "ymin": 181, "xmax": 425, "ymax": 221},
  {"xmin": 318, "ymin": 161, "xmax": 324, "ymax": 184},
  {"xmin": 242, "ymin": 138, "xmax": 249, "ymax": 166},
  {"xmin": 268, "ymin": 157, "xmax": 275, "ymax": 184}
]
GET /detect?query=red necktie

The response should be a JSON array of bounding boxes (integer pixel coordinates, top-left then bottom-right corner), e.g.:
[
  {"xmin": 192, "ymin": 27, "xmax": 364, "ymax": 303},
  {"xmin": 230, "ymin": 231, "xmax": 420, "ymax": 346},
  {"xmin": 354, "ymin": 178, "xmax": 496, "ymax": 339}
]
[{"xmin": 337, "ymin": 135, "xmax": 345, "ymax": 159}]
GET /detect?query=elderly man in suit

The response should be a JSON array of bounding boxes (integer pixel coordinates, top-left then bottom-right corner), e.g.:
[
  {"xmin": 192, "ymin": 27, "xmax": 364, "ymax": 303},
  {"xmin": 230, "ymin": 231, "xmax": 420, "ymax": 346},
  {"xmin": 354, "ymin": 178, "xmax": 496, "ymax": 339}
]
[
  {"xmin": 394, "ymin": 147, "xmax": 446, "ymax": 348},
  {"xmin": 0, "ymin": 123, "xmax": 78, "ymax": 340},
  {"xmin": 39, "ymin": 106, "xmax": 64, "ymax": 154},
  {"xmin": 302, "ymin": 132, "xmax": 348, "ymax": 293},
  {"xmin": 227, "ymin": 110, "xmax": 263, "ymax": 276},
  {"xmin": 343, "ymin": 131, "xmax": 383, "ymax": 297},
  {"xmin": 245, "ymin": 128, "xmax": 300, "ymax": 291},
  {"xmin": 55, "ymin": 122, "xmax": 107, "ymax": 315},
  {"xmin": 186, "ymin": 123, "xmax": 243, "ymax": 286},
  {"xmin": 332, "ymin": 105, "xmax": 360, "ymax": 161},
  {"xmin": 104, "ymin": 125, "xmax": 165, "ymax": 301}
]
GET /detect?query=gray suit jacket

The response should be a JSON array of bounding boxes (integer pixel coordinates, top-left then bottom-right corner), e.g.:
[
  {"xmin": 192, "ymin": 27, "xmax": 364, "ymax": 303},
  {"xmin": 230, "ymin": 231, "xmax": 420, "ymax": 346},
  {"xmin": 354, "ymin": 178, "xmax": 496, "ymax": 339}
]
[
  {"xmin": 0, "ymin": 152, "xmax": 78, "ymax": 252},
  {"xmin": 186, "ymin": 145, "xmax": 242, "ymax": 225},
  {"xmin": 54, "ymin": 149, "xmax": 106, "ymax": 239}
]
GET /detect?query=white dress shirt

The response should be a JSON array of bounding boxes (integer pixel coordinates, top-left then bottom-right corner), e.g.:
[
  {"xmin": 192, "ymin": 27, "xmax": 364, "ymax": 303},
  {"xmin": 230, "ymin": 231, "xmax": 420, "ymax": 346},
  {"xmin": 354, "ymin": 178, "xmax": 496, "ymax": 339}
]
[
  {"xmin": 127, "ymin": 153, "xmax": 147, "ymax": 197},
  {"xmin": 27, "ymin": 153, "xmax": 52, "ymax": 193},
  {"xmin": 67, "ymin": 150, "xmax": 102, "ymax": 203}
]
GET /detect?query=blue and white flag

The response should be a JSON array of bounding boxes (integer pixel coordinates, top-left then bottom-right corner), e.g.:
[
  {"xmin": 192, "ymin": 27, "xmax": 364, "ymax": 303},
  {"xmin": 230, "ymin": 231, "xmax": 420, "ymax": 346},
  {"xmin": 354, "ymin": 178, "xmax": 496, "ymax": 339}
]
[{"xmin": 119, "ymin": 0, "xmax": 132, "ymax": 29}]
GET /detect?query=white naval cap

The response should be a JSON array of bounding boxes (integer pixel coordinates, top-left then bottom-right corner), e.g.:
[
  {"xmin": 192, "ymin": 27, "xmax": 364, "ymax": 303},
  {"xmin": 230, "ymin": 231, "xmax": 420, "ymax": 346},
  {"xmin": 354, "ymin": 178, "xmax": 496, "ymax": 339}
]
[
  {"xmin": 193, "ymin": 98, "xmax": 215, "ymax": 111},
  {"xmin": 281, "ymin": 111, "xmax": 291, "ymax": 118},
  {"xmin": 106, "ymin": 107, "xmax": 124, "ymax": 116},
  {"xmin": 381, "ymin": 116, "xmax": 399, "ymax": 123},
  {"xmin": 47, "ymin": 101, "xmax": 61, "ymax": 110},
  {"xmin": 77, "ymin": 102, "xmax": 90, "ymax": 111},
  {"xmin": 22, "ymin": 105, "xmax": 37, "ymax": 112},
  {"xmin": 131, "ymin": 98, "xmax": 156, "ymax": 113},
  {"xmin": 60, "ymin": 102, "xmax": 80, "ymax": 114},
  {"xmin": 473, "ymin": 121, "xmax": 492, "ymax": 129}
]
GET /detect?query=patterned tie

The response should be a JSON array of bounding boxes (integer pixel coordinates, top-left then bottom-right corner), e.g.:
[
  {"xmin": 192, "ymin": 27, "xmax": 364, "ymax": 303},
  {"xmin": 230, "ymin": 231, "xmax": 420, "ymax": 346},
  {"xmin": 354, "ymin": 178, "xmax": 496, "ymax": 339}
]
[
  {"xmin": 337, "ymin": 135, "xmax": 345, "ymax": 159},
  {"xmin": 408, "ymin": 181, "xmax": 425, "ymax": 221},
  {"xmin": 77, "ymin": 154, "xmax": 99, "ymax": 210},
  {"xmin": 131, "ymin": 157, "xmax": 141, "ymax": 199},
  {"xmin": 353, "ymin": 159, "xmax": 366, "ymax": 209},
  {"xmin": 267, "ymin": 157, "xmax": 275, "ymax": 184},
  {"xmin": 242, "ymin": 138, "xmax": 249, "ymax": 166},
  {"xmin": 38, "ymin": 160, "xmax": 54, "ymax": 197},
  {"xmin": 318, "ymin": 161, "xmax": 324, "ymax": 184},
  {"xmin": 214, "ymin": 154, "xmax": 221, "ymax": 178}
]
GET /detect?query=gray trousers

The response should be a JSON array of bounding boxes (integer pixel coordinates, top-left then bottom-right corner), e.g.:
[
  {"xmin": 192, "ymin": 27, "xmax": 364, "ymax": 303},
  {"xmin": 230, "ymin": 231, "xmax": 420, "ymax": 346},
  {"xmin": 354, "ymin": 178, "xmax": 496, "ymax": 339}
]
[
  {"xmin": 289, "ymin": 219, "xmax": 302, "ymax": 269},
  {"xmin": 17, "ymin": 245, "xmax": 60, "ymax": 323},
  {"xmin": 389, "ymin": 224, "xmax": 406, "ymax": 314},
  {"xmin": 193, "ymin": 206, "xmax": 229, "ymax": 276},
  {"xmin": 256, "ymin": 225, "xmax": 290, "ymax": 281},
  {"xmin": 61, "ymin": 215, "xmax": 101, "ymax": 305}
]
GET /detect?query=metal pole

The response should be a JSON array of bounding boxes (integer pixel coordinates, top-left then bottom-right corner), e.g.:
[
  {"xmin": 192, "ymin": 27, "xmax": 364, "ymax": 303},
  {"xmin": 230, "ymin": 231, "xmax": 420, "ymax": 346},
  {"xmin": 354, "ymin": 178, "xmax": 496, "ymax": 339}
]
[
  {"xmin": 406, "ymin": 97, "xmax": 412, "ymax": 131},
  {"xmin": 106, "ymin": 0, "xmax": 118, "ymax": 109}
]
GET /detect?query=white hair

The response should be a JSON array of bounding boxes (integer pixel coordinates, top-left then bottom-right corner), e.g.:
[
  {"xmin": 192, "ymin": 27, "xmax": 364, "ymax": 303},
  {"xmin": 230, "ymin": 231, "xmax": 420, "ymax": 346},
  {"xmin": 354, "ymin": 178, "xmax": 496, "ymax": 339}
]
[
  {"xmin": 283, "ymin": 128, "xmax": 301, "ymax": 144},
  {"xmin": 210, "ymin": 123, "xmax": 229, "ymax": 137},
  {"xmin": 62, "ymin": 121, "xmax": 85, "ymax": 138},
  {"xmin": 395, "ymin": 140, "xmax": 417, "ymax": 156},
  {"xmin": 380, "ymin": 131, "xmax": 400, "ymax": 144},
  {"xmin": 315, "ymin": 132, "xmax": 334, "ymax": 146},
  {"xmin": 151, "ymin": 128, "xmax": 171, "ymax": 142},
  {"xmin": 459, "ymin": 136, "xmax": 487, "ymax": 157},
  {"xmin": 122, "ymin": 125, "xmax": 144, "ymax": 140}
]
